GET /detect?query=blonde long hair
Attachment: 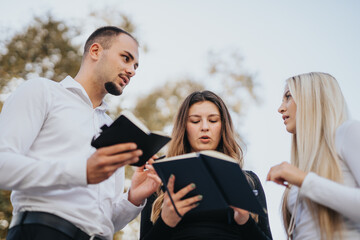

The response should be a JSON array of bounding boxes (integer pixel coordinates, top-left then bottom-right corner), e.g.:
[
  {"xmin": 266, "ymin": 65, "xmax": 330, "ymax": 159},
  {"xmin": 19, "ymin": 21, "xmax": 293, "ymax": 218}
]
[
  {"xmin": 151, "ymin": 90, "xmax": 251, "ymax": 223},
  {"xmin": 282, "ymin": 72, "xmax": 349, "ymax": 240}
]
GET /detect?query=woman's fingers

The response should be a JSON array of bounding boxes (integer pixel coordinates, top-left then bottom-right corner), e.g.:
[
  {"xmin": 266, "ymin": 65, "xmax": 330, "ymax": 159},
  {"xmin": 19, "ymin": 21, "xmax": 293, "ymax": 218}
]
[
  {"xmin": 267, "ymin": 162, "xmax": 306, "ymax": 187},
  {"xmin": 167, "ymin": 174, "xmax": 175, "ymax": 193},
  {"xmin": 173, "ymin": 182, "xmax": 197, "ymax": 200},
  {"xmin": 177, "ymin": 194, "xmax": 202, "ymax": 209}
]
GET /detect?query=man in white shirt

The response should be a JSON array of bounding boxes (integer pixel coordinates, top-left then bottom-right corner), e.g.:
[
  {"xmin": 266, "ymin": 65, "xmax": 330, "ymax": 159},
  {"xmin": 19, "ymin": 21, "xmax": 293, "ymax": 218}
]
[{"xmin": 0, "ymin": 26, "xmax": 160, "ymax": 240}]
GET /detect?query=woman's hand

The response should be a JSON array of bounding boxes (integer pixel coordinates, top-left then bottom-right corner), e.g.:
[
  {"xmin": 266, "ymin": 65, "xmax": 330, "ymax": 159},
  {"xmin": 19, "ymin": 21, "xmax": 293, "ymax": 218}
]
[
  {"xmin": 231, "ymin": 206, "xmax": 250, "ymax": 225},
  {"xmin": 128, "ymin": 157, "xmax": 162, "ymax": 206},
  {"xmin": 266, "ymin": 161, "xmax": 307, "ymax": 187},
  {"xmin": 161, "ymin": 174, "xmax": 202, "ymax": 227}
]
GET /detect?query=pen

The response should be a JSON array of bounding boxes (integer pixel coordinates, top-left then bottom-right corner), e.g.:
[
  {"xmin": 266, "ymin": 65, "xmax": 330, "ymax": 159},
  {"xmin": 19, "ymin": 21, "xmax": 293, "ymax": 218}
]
[{"xmin": 155, "ymin": 155, "xmax": 166, "ymax": 161}]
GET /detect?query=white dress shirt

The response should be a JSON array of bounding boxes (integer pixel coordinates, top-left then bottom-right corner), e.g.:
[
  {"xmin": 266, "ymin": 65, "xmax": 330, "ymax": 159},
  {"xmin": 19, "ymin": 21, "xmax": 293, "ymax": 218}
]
[
  {"xmin": 0, "ymin": 76, "xmax": 144, "ymax": 239},
  {"xmin": 288, "ymin": 120, "xmax": 360, "ymax": 239}
]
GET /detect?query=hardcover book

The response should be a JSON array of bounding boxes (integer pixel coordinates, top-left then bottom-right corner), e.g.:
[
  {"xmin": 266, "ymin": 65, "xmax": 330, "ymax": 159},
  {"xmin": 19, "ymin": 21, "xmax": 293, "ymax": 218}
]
[
  {"xmin": 91, "ymin": 110, "xmax": 171, "ymax": 166},
  {"xmin": 153, "ymin": 150, "xmax": 266, "ymax": 216}
]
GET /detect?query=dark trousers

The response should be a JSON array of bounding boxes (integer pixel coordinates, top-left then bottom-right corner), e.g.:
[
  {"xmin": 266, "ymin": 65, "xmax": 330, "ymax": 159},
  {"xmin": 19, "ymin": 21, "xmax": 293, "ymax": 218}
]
[{"xmin": 7, "ymin": 224, "xmax": 73, "ymax": 240}]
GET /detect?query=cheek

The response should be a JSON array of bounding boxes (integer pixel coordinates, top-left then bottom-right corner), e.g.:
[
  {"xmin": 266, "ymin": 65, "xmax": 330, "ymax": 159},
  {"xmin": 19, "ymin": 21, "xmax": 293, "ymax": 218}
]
[
  {"xmin": 214, "ymin": 124, "xmax": 222, "ymax": 141},
  {"xmin": 186, "ymin": 125, "xmax": 195, "ymax": 140}
]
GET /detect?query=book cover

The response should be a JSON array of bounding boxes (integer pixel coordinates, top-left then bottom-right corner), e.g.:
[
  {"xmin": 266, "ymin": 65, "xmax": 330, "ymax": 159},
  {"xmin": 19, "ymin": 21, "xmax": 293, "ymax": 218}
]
[
  {"xmin": 91, "ymin": 110, "xmax": 171, "ymax": 166},
  {"xmin": 153, "ymin": 150, "xmax": 266, "ymax": 216}
]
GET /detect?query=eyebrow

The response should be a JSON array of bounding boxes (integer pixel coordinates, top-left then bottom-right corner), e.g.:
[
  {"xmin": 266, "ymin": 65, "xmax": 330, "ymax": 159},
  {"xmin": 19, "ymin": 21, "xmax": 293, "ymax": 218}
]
[
  {"xmin": 188, "ymin": 114, "xmax": 220, "ymax": 117},
  {"xmin": 124, "ymin": 50, "xmax": 139, "ymax": 68}
]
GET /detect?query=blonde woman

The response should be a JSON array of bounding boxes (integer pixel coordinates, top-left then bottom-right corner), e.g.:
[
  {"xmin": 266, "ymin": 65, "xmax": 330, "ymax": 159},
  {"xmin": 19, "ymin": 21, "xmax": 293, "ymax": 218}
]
[
  {"xmin": 140, "ymin": 91, "xmax": 272, "ymax": 239},
  {"xmin": 267, "ymin": 72, "xmax": 360, "ymax": 240}
]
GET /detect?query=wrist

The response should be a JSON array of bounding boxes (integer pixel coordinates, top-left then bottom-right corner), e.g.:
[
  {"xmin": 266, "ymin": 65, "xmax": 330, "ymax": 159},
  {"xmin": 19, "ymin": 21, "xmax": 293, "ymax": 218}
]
[
  {"xmin": 161, "ymin": 211, "xmax": 179, "ymax": 228},
  {"xmin": 128, "ymin": 189, "xmax": 143, "ymax": 206}
]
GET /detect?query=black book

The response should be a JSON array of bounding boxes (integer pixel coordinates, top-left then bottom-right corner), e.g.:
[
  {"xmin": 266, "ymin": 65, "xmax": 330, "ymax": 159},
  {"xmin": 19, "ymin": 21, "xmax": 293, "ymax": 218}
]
[
  {"xmin": 153, "ymin": 150, "xmax": 266, "ymax": 216},
  {"xmin": 91, "ymin": 110, "xmax": 171, "ymax": 166}
]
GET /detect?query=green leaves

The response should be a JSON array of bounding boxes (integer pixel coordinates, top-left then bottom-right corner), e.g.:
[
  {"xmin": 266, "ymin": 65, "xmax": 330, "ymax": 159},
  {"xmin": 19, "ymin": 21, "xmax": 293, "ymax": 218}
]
[{"xmin": 0, "ymin": 16, "xmax": 81, "ymax": 90}]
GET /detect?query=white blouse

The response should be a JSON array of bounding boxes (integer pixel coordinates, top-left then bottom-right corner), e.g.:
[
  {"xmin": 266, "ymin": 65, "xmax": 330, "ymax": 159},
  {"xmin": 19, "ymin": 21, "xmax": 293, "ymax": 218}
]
[{"xmin": 288, "ymin": 120, "xmax": 360, "ymax": 239}]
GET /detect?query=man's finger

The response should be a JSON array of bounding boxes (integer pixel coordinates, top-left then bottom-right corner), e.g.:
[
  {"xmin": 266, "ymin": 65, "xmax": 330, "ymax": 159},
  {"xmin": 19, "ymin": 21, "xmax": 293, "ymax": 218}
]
[{"xmin": 98, "ymin": 143, "xmax": 138, "ymax": 155}]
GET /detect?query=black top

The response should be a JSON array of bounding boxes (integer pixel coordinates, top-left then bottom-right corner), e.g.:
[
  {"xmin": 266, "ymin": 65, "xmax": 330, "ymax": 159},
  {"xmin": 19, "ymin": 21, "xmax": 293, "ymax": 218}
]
[{"xmin": 140, "ymin": 171, "xmax": 273, "ymax": 240}]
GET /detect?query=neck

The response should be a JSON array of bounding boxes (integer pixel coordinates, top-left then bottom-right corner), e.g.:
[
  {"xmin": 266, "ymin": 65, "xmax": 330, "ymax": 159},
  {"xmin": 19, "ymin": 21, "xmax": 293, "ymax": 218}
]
[{"xmin": 74, "ymin": 69, "xmax": 106, "ymax": 108}]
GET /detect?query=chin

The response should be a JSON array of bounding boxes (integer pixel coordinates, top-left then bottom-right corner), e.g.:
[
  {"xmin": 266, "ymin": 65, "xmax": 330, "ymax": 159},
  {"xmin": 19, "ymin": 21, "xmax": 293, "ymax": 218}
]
[
  {"xmin": 286, "ymin": 126, "xmax": 296, "ymax": 134},
  {"xmin": 104, "ymin": 82, "xmax": 123, "ymax": 96}
]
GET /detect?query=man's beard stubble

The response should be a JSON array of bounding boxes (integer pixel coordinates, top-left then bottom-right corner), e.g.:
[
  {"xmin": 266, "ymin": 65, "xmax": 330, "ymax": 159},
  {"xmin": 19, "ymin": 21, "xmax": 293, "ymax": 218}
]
[{"xmin": 104, "ymin": 82, "xmax": 122, "ymax": 96}]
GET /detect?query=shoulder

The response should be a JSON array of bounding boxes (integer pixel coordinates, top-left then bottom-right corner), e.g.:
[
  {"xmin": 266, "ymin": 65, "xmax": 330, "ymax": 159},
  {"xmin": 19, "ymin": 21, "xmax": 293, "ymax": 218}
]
[
  {"xmin": 18, "ymin": 77, "xmax": 58, "ymax": 93},
  {"xmin": 337, "ymin": 120, "xmax": 360, "ymax": 136},
  {"xmin": 24, "ymin": 77, "xmax": 55, "ymax": 86},
  {"xmin": 245, "ymin": 170, "xmax": 263, "ymax": 188},
  {"xmin": 245, "ymin": 170, "xmax": 260, "ymax": 182},
  {"xmin": 4, "ymin": 78, "xmax": 57, "ymax": 104},
  {"xmin": 336, "ymin": 120, "xmax": 360, "ymax": 154}
]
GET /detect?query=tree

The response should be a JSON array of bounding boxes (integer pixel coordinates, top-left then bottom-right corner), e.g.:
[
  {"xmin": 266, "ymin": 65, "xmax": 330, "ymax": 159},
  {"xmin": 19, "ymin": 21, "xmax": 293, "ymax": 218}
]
[
  {"xmin": 133, "ymin": 49, "xmax": 258, "ymax": 133},
  {"xmin": 0, "ymin": 16, "xmax": 82, "ymax": 92},
  {"xmin": 134, "ymin": 79, "xmax": 205, "ymax": 131}
]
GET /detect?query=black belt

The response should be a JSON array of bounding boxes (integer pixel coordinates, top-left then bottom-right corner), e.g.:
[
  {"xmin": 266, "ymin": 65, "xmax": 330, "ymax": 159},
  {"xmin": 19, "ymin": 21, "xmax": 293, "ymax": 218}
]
[{"xmin": 10, "ymin": 211, "xmax": 103, "ymax": 240}]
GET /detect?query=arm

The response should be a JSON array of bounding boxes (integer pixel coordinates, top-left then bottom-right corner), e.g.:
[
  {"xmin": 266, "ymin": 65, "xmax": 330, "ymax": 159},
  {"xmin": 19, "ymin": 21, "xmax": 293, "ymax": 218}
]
[
  {"xmin": 112, "ymin": 159, "xmax": 161, "ymax": 231},
  {"xmin": 338, "ymin": 120, "xmax": 360, "ymax": 185},
  {"xmin": 300, "ymin": 120, "xmax": 360, "ymax": 222},
  {"xmin": 0, "ymin": 79, "xmax": 84, "ymax": 190},
  {"xmin": 139, "ymin": 174, "xmax": 201, "ymax": 239},
  {"xmin": 300, "ymin": 172, "xmax": 360, "ymax": 222},
  {"xmin": 267, "ymin": 121, "xmax": 360, "ymax": 222},
  {"xmin": 140, "ymin": 194, "xmax": 174, "ymax": 240},
  {"xmin": 0, "ymin": 79, "xmax": 144, "ymax": 191},
  {"xmin": 237, "ymin": 171, "xmax": 272, "ymax": 239}
]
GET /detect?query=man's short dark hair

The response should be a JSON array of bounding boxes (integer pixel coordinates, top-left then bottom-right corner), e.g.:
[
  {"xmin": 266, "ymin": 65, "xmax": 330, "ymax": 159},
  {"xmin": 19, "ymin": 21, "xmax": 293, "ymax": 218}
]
[{"xmin": 83, "ymin": 26, "xmax": 138, "ymax": 54}]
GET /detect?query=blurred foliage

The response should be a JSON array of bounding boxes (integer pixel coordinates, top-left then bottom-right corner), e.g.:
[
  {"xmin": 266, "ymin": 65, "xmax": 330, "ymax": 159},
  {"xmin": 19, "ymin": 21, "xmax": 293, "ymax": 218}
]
[
  {"xmin": 0, "ymin": 191, "xmax": 11, "ymax": 239},
  {"xmin": 207, "ymin": 49, "xmax": 259, "ymax": 115},
  {"xmin": 134, "ymin": 79, "xmax": 205, "ymax": 131},
  {"xmin": 0, "ymin": 16, "xmax": 82, "ymax": 90}
]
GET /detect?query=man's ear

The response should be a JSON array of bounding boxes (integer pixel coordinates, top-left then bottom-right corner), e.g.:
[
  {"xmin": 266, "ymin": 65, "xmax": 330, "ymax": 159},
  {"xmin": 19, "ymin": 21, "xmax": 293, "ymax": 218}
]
[{"xmin": 88, "ymin": 43, "xmax": 102, "ymax": 60}]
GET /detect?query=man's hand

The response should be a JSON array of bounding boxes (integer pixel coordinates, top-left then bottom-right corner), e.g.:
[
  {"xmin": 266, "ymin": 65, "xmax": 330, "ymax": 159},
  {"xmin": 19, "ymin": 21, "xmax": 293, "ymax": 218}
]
[
  {"xmin": 128, "ymin": 158, "xmax": 162, "ymax": 206},
  {"xmin": 266, "ymin": 161, "xmax": 307, "ymax": 187},
  {"xmin": 87, "ymin": 143, "xmax": 142, "ymax": 184}
]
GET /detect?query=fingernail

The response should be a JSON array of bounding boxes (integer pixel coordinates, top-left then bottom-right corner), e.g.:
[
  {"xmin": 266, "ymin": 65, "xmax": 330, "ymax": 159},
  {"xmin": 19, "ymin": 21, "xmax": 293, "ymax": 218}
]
[
  {"xmin": 198, "ymin": 195, "xmax": 203, "ymax": 200},
  {"xmin": 191, "ymin": 183, "xmax": 196, "ymax": 189},
  {"xmin": 170, "ymin": 174, "xmax": 174, "ymax": 179}
]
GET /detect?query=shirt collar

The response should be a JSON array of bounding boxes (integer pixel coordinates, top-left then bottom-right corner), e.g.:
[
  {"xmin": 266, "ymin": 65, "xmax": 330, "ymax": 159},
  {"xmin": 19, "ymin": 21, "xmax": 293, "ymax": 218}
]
[{"xmin": 60, "ymin": 76, "xmax": 108, "ymax": 111}]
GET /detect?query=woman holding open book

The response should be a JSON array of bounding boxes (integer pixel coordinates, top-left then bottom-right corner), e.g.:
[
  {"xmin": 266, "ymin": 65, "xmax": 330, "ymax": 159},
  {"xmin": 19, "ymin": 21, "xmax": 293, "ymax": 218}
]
[
  {"xmin": 140, "ymin": 91, "xmax": 272, "ymax": 239},
  {"xmin": 267, "ymin": 72, "xmax": 360, "ymax": 240}
]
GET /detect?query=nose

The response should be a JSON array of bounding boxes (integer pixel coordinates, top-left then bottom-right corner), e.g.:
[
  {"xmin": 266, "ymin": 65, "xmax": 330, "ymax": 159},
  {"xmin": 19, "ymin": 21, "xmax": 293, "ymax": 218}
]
[
  {"xmin": 201, "ymin": 121, "xmax": 209, "ymax": 131},
  {"xmin": 125, "ymin": 65, "xmax": 136, "ymax": 77},
  {"xmin": 278, "ymin": 102, "xmax": 286, "ymax": 114}
]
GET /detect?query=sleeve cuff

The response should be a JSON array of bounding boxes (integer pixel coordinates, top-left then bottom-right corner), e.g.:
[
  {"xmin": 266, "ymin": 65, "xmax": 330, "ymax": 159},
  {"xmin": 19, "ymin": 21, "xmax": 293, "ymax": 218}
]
[{"xmin": 299, "ymin": 172, "xmax": 317, "ymax": 197}]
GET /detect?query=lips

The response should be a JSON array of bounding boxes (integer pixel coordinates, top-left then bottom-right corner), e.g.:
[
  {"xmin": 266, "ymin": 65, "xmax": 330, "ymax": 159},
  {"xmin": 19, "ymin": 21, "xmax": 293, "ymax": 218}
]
[
  {"xmin": 118, "ymin": 74, "xmax": 130, "ymax": 86},
  {"xmin": 282, "ymin": 115, "xmax": 289, "ymax": 121},
  {"xmin": 199, "ymin": 135, "xmax": 211, "ymax": 143},
  {"xmin": 282, "ymin": 115, "xmax": 290, "ymax": 125},
  {"xmin": 200, "ymin": 135, "xmax": 210, "ymax": 139}
]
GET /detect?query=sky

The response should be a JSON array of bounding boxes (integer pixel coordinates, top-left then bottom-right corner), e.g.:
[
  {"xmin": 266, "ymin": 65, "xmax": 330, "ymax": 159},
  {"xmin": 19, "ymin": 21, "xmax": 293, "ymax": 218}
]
[{"xmin": 1, "ymin": 0, "xmax": 360, "ymax": 239}]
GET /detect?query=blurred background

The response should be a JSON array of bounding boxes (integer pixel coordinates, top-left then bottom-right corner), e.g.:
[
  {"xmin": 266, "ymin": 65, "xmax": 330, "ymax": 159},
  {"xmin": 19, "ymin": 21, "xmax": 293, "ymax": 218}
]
[{"xmin": 0, "ymin": 0, "xmax": 359, "ymax": 239}]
